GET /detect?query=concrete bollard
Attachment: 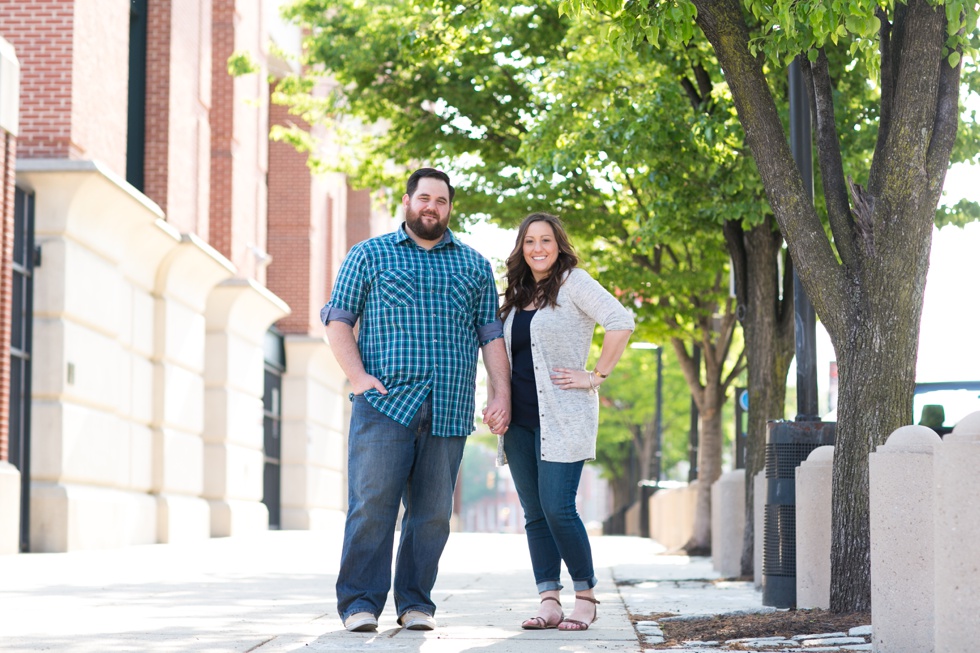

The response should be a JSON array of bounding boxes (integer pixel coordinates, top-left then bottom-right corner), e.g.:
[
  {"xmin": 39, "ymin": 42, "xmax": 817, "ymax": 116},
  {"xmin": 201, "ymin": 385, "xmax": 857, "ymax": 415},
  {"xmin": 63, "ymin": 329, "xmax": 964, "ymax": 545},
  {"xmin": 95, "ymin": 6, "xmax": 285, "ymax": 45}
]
[
  {"xmin": 0, "ymin": 462, "xmax": 21, "ymax": 555},
  {"xmin": 649, "ymin": 482, "xmax": 697, "ymax": 551},
  {"xmin": 796, "ymin": 446, "xmax": 834, "ymax": 609},
  {"xmin": 934, "ymin": 411, "xmax": 980, "ymax": 652},
  {"xmin": 711, "ymin": 469, "xmax": 745, "ymax": 578},
  {"xmin": 754, "ymin": 470, "xmax": 765, "ymax": 588},
  {"xmin": 869, "ymin": 425, "xmax": 940, "ymax": 653}
]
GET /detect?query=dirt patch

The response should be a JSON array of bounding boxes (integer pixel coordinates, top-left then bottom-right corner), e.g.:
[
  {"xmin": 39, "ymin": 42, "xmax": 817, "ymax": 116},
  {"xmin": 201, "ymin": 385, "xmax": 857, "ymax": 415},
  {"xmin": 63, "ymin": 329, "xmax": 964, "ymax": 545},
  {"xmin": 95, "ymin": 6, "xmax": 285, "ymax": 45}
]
[{"xmin": 632, "ymin": 608, "xmax": 872, "ymax": 648}]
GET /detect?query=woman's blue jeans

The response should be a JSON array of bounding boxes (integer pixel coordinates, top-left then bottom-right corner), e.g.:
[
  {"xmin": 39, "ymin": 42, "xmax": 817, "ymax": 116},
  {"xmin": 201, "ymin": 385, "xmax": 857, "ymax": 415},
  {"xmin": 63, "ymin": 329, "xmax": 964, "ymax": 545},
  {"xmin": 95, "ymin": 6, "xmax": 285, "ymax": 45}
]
[
  {"xmin": 503, "ymin": 423, "xmax": 598, "ymax": 593},
  {"xmin": 335, "ymin": 395, "xmax": 466, "ymax": 621}
]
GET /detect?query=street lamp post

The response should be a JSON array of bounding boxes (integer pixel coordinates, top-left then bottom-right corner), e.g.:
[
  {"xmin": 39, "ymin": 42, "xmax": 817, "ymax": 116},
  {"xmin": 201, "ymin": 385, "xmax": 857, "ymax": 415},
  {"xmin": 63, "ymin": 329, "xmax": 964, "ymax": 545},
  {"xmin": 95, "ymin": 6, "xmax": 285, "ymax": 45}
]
[
  {"xmin": 631, "ymin": 341, "xmax": 663, "ymax": 538},
  {"xmin": 630, "ymin": 342, "xmax": 663, "ymax": 485}
]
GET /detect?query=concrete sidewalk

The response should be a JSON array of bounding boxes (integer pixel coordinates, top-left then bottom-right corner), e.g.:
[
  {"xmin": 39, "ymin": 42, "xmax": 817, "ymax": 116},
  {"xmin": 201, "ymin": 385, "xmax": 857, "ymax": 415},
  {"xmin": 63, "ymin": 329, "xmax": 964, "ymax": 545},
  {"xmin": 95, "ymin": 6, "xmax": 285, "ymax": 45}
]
[{"xmin": 0, "ymin": 530, "xmax": 764, "ymax": 652}]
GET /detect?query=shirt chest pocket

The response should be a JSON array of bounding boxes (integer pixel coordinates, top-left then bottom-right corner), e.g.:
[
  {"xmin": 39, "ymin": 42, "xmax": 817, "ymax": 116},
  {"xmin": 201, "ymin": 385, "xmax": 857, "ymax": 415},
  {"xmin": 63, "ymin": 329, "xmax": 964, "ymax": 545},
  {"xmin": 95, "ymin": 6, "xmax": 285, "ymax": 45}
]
[
  {"xmin": 377, "ymin": 270, "xmax": 415, "ymax": 307},
  {"xmin": 448, "ymin": 277, "xmax": 480, "ymax": 319}
]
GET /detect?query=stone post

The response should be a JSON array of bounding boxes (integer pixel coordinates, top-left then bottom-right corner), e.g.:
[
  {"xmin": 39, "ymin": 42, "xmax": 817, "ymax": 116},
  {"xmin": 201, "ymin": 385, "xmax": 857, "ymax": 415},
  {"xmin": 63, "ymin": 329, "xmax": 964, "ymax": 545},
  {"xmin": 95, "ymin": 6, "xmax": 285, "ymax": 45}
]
[
  {"xmin": 934, "ymin": 411, "xmax": 980, "ymax": 652},
  {"xmin": 711, "ymin": 469, "xmax": 745, "ymax": 578},
  {"xmin": 869, "ymin": 425, "xmax": 940, "ymax": 653},
  {"xmin": 796, "ymin": 446, "xmax": 834, "ymax": 609}
]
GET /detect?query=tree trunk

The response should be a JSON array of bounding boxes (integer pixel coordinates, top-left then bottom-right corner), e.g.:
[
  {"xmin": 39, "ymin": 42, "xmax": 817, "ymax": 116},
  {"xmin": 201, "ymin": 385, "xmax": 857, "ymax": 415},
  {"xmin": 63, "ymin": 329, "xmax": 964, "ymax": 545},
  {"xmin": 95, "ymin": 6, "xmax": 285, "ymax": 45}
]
[
  {"xmin": 692, "ymin": 0, "xmax": 959, "ymax": 611},
  {"xmin": 674, "ymin": 310, "xmax": 742, "ymax": 555},
  {"xmin": 685, "ymin": 376, "xmax": 726, "ymax": 553},
  {"xmin": 608, "ymin": 464, "xmax": 634, "ymax": 533},
  {"xmin": 725, "ymin": 216, "xmax": 795, "ymax": 577},
  {"xmin": 827, "ymin": 219, "xmax": 929, "ymax": 609}
]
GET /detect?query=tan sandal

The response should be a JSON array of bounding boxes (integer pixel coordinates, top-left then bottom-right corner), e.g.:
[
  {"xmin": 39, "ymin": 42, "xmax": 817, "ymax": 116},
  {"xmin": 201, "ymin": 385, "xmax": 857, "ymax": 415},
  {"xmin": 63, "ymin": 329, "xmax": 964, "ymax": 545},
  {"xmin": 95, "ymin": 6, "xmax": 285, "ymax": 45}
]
[
  {"xmin": 557, "ymin": 595, "xmax": 599, "ymax": 631},
  {"xmin": 521, "ymin": 596, "xmax": 563, "ymax": 630}
]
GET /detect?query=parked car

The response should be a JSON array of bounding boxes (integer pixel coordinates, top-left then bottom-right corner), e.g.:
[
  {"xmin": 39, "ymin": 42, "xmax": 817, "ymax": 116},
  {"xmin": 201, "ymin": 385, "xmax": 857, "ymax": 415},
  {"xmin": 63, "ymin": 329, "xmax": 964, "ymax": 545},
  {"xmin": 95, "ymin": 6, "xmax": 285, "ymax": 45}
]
[{"xmin": 913, "ymin": 381, "xmax": 980, "ymax": 435}]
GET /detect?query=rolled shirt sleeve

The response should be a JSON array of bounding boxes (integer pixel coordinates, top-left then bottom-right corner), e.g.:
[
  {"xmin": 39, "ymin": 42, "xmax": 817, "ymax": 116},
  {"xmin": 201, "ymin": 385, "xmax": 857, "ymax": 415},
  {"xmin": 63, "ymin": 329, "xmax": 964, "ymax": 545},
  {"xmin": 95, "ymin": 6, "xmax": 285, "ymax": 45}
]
[
  {"xmin": 475, "ymin": 258, "xmax": 504, "ymax": 345},
  {"xmin": 321, "ymin": 304, "xmax": 357, "ymax": 327},
  {"xmin": 321, "ymin": 245, "xmax": 367, "ymax": 327},
  {"xmin": 478, "ymin": 317, "xmax": 503, "ymax": 345}
]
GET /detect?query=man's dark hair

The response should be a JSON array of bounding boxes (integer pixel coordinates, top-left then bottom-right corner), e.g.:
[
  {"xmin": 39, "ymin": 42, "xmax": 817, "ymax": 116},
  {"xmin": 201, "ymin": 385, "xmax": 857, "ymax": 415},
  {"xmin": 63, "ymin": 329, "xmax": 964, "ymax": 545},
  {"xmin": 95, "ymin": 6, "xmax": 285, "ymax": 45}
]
[{"xmin": 406, "ymin": 168, "xmax": 455, "ymax": 202}]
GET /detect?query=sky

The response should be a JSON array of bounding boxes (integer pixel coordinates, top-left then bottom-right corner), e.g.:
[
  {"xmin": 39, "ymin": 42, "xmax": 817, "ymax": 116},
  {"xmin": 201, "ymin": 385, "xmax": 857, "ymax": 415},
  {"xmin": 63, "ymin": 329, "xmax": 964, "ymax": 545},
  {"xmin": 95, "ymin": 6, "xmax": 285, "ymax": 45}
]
[{"xmin": 456, "ymin": 162, "xmax": 980, "ymax": 409}]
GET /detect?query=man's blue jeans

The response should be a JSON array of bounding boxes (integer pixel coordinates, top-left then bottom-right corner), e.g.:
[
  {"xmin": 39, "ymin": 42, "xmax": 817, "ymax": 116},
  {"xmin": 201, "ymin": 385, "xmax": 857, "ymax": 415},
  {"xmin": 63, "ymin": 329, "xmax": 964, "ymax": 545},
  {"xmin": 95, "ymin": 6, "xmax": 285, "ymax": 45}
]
[
  {"xmin": 336, "ymin": 395, "xmax": 466, "ymax": 621},
  {"xmin": 503, "ymin": 424, "xmax": 598, "ymax": 593}
]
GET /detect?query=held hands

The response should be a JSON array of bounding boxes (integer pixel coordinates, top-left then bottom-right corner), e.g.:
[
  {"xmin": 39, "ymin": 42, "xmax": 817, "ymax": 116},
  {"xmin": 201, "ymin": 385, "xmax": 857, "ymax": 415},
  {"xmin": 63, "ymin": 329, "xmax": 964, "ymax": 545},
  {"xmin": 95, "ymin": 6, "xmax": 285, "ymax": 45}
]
[{"xmin": 482, "ymin": 397, "xmax": 511, "ymax": 436}]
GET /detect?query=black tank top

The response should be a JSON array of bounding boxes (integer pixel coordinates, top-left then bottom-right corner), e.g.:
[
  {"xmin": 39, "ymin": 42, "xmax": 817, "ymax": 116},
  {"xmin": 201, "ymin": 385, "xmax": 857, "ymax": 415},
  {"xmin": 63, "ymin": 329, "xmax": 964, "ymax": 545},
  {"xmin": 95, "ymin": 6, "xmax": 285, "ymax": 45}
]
[{"xmin": 510, "ymin": 309, "xmax": 540, "ymax": 429}]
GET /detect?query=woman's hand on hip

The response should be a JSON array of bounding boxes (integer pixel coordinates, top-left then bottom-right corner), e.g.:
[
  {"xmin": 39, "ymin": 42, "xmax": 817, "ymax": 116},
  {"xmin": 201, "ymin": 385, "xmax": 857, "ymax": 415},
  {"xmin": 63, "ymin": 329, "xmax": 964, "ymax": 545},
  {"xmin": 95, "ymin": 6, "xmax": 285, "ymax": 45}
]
[{"xmin": 551, "ymin": 367, "xmax": 595, "ymax": 391}]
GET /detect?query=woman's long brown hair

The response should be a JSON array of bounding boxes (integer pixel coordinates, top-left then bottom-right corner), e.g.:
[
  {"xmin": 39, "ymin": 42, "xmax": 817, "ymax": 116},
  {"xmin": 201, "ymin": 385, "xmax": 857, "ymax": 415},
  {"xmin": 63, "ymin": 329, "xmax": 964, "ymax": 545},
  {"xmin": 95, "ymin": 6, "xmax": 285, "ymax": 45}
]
[{"xmin": 498, "ymin": 212, "xmax": 579, "ymax": 319}]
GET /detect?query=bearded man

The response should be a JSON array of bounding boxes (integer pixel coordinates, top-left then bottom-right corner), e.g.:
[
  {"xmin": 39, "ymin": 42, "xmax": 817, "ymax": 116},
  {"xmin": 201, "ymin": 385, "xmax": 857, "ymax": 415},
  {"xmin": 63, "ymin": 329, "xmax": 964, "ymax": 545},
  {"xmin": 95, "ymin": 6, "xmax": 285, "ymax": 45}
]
[{"xmin": 321, "ymin": 168, "xmax": 511, "ymax": 632}]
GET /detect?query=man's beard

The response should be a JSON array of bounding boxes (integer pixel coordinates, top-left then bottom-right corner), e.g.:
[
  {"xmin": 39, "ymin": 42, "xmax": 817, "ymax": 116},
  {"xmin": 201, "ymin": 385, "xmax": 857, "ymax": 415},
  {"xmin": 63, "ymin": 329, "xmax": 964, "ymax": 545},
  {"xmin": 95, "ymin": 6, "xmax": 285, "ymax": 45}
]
[{"xmin": 405, "ymin": 206, "xmax": 449, "ymax": 241}]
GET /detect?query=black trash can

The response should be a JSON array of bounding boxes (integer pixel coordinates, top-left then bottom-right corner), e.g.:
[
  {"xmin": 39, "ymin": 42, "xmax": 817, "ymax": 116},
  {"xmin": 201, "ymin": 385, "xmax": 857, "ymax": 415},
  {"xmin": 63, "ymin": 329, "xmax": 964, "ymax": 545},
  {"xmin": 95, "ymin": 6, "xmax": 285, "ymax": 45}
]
[{"xmin": 762, "ymin": 419, "xmax": 836, "ymax": 608}]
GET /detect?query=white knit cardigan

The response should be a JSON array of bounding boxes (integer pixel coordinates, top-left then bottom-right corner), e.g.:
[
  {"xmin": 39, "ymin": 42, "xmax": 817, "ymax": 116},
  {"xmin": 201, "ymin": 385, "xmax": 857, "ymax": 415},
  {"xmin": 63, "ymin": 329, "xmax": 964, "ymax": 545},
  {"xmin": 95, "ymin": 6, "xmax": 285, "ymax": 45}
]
[{"xmin": 497, "ymin": 267, "xmax": 635, "ymax": 465}]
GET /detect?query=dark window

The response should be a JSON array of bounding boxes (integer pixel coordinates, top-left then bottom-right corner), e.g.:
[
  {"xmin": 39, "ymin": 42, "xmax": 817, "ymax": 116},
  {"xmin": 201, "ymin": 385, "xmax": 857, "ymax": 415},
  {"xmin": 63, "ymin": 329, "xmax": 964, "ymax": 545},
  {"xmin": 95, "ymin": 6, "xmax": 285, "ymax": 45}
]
[
  {"xmin": 262, "ymin": 329, "xmax": 285, "ymax": 529},
  {"xmin": 127, "ymin": 0, "xmax": 148, "ymax": 190},
  {"xmin": 9, "ymin": 186, "xmax": 35, "ymax": 552}
]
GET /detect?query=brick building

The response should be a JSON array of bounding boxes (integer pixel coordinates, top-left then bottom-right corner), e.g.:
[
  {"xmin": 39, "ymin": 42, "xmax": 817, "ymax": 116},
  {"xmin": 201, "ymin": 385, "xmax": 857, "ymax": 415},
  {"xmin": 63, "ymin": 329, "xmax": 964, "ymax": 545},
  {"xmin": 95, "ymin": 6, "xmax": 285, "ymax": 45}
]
[{"xmin": 0, "ymin": 0, "xmax": 387, "ymax": 553}]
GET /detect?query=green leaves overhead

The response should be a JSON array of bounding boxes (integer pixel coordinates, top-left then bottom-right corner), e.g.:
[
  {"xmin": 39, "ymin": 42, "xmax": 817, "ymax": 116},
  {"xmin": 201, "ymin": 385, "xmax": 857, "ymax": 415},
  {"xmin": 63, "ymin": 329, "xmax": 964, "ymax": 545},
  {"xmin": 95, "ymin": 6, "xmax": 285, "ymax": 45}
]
[
  {"xmin": 266, "ymin": 0, "xmax": 766, "ymax": 347},
  {"xmin": 571, "ymin": 0, "xmax": 978, "ymax": 70},
  {"xmin": 274, "ymin": 0, "xmax": 566, "ymax": 216}
]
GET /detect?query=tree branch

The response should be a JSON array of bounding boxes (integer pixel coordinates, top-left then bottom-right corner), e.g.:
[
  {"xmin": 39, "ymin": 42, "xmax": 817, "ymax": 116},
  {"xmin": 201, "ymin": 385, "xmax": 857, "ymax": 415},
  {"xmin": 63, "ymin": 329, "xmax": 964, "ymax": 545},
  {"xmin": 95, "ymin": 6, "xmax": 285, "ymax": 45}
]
[
  {"xmin": 925, "ymin": 38, "xmax": 963, "ymax": 195},
  {"xmin": 723, "ymin": 219, "xmax": 748, "ymax": 321},
  {"xmin": 671, "ymin": 337, "xmax": 705, "ymax": 411},
  {"xmin": 870, "ymin": 6, "xmax": 897, "ymax": 186},
  {"xmin": 679, "ymin": 76, "xmax": 703, "ymax": 110},
  {"xmin": 693, "ymin": 62, "xmax": 713, "ymax": 106},
  {"xmin": 691, "ymin": 0, "xmax": 847, "ymax": 323},
  {"xmin": 722, "ymin": 345, "xmax": 747, "ymax": 389},
  {"xmin": 715, "ymin": 299, "xmax": 738, "ymax": 367},
  {"xmin": 807, "ymin": 50, "xmax": 859, "ymax": 270}
]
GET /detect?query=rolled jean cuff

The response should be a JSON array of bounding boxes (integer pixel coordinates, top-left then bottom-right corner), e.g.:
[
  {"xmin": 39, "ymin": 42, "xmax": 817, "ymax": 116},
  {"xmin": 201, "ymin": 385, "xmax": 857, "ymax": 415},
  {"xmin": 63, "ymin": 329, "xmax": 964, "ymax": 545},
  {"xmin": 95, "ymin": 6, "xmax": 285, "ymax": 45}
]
[
  {"xmin": 572, "ymin": 576, "xmax": 598, "ymax": 592},
  {"xmin": 535, "ymin": 579, "xmax": 563, "ymax": 593}
]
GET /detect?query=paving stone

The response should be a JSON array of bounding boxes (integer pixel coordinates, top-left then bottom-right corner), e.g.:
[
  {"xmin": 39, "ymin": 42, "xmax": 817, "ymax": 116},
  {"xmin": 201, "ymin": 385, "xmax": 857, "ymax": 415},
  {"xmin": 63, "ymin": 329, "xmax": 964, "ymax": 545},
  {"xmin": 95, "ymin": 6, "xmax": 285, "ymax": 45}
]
[
  {"xmin": 847, "ymin": 625, "xmax": 873, "ymax": 637},
  {"xmin": 741, "ymin": 640, "xmax": 798, "ymax": 648},
  {"xmin": 801, "ymin": 637, "xmax": 868, "ymax": 647},
  {"xmin": 681, "ymin": 641, "xmax": 720, "ymax": 647},
  {"xmin": 727, "ymin": 635, "xmax": 791, "ymax": 643},
  {"xmin": 841, "ymin": 645, "xmax": 873, "ymax": 651},
  {"xmin": 792, "ymin": 631, "xmax": 846, "ymax": 641},
  {"xmin": 636, "ymin": 621, "xmax": 664, "ymax": 636}
]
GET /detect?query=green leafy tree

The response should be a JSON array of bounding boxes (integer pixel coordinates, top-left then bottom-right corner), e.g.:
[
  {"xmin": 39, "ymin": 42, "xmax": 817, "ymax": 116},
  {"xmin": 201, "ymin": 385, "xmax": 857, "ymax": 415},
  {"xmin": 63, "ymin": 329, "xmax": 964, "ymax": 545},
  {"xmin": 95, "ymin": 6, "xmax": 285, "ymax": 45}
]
[
  {"xmin": 566, "ymin": 0, "xmax": 980, "ymax": 611},
  {"xmin": 261, "ymin": 0, "xmax": 750, "ymax": 551}
]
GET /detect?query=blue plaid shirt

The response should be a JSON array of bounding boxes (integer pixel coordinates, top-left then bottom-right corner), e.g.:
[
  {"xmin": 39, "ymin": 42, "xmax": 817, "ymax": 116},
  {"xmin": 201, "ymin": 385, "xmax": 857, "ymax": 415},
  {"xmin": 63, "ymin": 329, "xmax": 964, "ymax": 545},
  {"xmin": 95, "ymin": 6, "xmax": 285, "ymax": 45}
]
[{"xmin": 321, "ymin": 225, "xmax": 503, "ymax": 436}]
